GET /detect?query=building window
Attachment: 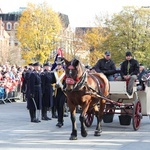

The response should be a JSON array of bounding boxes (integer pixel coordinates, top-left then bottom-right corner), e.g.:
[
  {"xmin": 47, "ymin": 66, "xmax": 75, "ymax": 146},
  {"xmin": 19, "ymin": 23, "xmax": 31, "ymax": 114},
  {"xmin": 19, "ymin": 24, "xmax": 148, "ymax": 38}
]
[
  {"xmin": 6, "ymin": 22, "xmax": 12, "ymax": 30},
  {"xmin": 14, "ymin": 22, "xmax": 18, "ymax": 30}
]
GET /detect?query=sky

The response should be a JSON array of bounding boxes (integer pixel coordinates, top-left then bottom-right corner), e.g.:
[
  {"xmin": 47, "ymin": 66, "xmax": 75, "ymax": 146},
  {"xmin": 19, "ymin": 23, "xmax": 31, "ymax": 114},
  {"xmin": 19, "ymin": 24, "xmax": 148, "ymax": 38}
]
[{"xmin": 0, "ymin": 0, "xmax": 150, "ymax": 29}]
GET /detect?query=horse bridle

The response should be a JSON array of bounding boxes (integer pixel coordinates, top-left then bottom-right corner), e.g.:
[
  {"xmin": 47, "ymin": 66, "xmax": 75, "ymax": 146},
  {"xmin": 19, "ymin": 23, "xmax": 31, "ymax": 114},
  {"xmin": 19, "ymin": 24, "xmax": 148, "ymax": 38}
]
[{"xmin": 65, "ymin": 63, "xmax": 87, "ymax": 91}]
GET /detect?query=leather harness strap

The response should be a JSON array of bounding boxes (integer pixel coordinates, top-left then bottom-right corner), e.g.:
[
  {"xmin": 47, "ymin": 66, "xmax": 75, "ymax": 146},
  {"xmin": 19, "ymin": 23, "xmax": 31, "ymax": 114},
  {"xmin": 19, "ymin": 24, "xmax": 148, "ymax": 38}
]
[{"xmin": 88, "ymin": 73, "xmax": 102, "ymax": 96}]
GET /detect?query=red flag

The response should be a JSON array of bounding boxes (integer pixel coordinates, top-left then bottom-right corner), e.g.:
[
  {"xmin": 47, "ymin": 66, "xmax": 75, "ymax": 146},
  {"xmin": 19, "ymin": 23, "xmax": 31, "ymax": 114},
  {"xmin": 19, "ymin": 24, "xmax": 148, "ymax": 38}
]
[{"xmin": 57, "ymin": 48, "xmax": 64, "ymax": 57}]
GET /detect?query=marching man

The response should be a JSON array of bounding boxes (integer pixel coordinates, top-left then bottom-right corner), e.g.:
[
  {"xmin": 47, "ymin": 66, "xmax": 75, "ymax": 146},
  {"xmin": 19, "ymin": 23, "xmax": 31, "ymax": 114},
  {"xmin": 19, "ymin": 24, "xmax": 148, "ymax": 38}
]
[
  {"xmin": 53, "ymin": 56, "xmax": 67, "ymax": 128},
  {"xmin": 51, "ymin": 48, "xmax": 67, "ymax": 127}
]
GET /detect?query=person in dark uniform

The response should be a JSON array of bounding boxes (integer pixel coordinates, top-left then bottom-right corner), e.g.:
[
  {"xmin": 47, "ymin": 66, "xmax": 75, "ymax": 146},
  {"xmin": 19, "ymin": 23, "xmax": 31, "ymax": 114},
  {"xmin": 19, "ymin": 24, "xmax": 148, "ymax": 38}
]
[
  {"xmin": 51, "ymin": 55, "xmax": 59, "ymax": 119},
  {"xmin": 53, "ymin": 57, "xmax": 66, "ymax": 128},
  {"xmin": 27, "ymin": 62, "xmax": 42, "ymax": 123},
  {"xmin": 21, "ymin": 66, "xmax": 28, "ymax": 102},
  {"xmin": 41, "ymin": 62, "xmax": 54, "ymax": 120},
  {"xmin": 24, "ymin": 63, "xmax": 34, "ymax": 103}
]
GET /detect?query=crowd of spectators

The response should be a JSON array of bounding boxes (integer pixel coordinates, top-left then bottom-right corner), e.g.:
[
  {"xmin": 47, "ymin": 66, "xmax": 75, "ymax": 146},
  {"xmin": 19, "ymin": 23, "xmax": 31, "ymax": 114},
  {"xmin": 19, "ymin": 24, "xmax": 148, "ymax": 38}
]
[{"xmin": 0, "ymin": 62, "xmax": 23, "ymax": 102}]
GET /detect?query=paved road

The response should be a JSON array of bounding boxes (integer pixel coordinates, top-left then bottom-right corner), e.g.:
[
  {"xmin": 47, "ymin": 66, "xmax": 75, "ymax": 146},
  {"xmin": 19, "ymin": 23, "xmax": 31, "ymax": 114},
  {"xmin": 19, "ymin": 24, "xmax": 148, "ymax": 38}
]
[{"xmin": 0, "ymin": 100, "xmax": 150, "ymax": 150}]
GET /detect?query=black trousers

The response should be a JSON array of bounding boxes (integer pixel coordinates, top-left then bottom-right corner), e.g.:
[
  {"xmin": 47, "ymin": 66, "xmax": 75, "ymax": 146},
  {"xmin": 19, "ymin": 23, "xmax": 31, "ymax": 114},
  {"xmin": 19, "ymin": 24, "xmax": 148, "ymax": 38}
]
[{"xmin": 55, "ymin": 88, "xmax": 66, "ymax": 123}]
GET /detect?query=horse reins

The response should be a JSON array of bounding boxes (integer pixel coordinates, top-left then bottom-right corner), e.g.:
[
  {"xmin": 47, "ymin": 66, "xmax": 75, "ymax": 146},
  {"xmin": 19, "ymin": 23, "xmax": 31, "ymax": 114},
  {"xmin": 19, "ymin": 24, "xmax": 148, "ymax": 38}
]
[
  {"xmin": 73, "ymin": 71, "xmax": 87, "ymax": 90},
  {"xmin": 86, "ymin": 73, "xmax": 102, "ymax": 96}
]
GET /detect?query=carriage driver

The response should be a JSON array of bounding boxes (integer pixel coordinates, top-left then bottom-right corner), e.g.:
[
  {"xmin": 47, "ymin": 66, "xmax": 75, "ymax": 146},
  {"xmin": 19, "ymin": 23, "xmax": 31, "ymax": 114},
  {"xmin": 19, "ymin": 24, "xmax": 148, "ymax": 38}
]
[
  {"xmin": 92, "ymin": 51, "xmax": 116, "ymax": 81},
  {"xmin": 116, "ymin": 51, "xmax": 139, "ymax": 95}
]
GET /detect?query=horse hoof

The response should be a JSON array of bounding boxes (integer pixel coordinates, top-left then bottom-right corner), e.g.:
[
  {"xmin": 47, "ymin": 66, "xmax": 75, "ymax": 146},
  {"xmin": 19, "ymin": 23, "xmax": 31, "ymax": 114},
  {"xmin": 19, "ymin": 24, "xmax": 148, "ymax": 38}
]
[
  {"xmin": 94, "ymin": 130, "xmax": 101, "ymax": 136},
  {"xmin": 81, "ymin": 131, "xmax": 88, "ymax": 137},
  {"xmin": 69, "ymin": 136, "xmax": 77, "ymax": 140}
]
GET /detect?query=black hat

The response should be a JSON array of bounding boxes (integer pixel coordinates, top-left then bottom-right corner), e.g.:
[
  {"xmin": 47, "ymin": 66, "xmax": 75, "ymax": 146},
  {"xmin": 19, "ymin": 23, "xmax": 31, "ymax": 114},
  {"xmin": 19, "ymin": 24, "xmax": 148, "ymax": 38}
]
[
  {"xmin": 24, "ymin": 66, "xmax": 28, "ymax": 69},
  {"xmin": 105, "ymin": 51, "xmax": 111, "ymax": 56},
  {"xmin": 126, "ymin": 51, "xmax": 132, "ymax": 56},
  {"xmin": 28, "ymin": 63, "xmax": 33, "ymax": 66},
  {"xmin": 139, "ymin": 63, "xmax": 144, "ymax": 66},
  {"xmin": 43, "ymin": 62, "xmax": 52, "ymax": 67},
  {"xmin": 85, "ymin": 65, "xmax": 91, "ymax": 69},
  {"xmin": 56, "ymin": 57, "xmax": 64, "ymax": 65},
  {"xmin": 33, "ymin": 62, "xmax": 40, "ymax": 66}
]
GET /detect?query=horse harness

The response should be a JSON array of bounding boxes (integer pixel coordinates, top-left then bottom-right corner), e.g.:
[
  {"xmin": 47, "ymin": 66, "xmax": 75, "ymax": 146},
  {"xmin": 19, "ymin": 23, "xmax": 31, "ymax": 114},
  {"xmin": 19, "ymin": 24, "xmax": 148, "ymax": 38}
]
[
  {"xmin": 66, "ymin": 69, "xmax": 103, "ymax": 96},
  {"xmin": 73, "ymin": 71, "xmax": 87, "ymax": 90},
  {"xmin": 88, "ymin": 73, "xmax": 103, "ymax": 96}
]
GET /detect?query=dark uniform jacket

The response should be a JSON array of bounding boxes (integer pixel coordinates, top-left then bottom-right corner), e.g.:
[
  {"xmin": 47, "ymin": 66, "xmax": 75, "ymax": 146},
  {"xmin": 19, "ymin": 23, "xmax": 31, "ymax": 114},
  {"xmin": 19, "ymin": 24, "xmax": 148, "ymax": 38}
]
[
  {"xmin": 41, "ymin": 70, "xmax": 54, "ymax": 108},
  {"xmin": 21, "ymin": 70, "xmax": 27, "ymax": 94},
  {"xmin": 27, "ymin": 70, "xmax": 42, "ymax": 110},
  {"xmin": 120, "ymin": 58, "xmax": 139, "ymax": 79},
  {"xmin": 25, "ymin": 69, "xmax": 33, "ymax": 108},
  {"xmin": 93, "ymin": 58, "xmax": 116, "ymax": 76}
]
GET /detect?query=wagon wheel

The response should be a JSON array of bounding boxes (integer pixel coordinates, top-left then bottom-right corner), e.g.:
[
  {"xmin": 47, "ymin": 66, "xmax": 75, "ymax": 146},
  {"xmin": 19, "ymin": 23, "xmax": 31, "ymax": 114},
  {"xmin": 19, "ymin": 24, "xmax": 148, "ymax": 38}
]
[
  {"xmin": 132, "ymin": 99, "xmax": 142, "ymax": 131},
  {"xmin": 85, "ymin": 112, "xmax": 94, "ymax": 127}
]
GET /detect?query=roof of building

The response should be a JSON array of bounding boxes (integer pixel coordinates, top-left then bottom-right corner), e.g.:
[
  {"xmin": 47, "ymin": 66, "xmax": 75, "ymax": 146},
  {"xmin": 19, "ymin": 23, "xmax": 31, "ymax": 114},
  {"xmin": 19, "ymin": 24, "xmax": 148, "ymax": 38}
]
[
  {"xmin": 0, "ymin": 13, "xmax": 21, "ymax": 21},
  {"xmin": 59, "ymin": 13, "xmax": 70, "ymax": 29},
  {"xmin": 0, "ymin": 12, "xmax": 70, "ymax": 28}
]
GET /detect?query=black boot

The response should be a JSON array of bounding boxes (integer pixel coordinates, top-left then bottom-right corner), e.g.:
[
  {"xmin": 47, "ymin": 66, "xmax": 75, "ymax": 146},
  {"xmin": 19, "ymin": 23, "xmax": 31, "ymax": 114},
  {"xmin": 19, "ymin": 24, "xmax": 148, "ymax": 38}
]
[
  {"xmin": 42, "ymin": 107, "xmax": 51, "ymax": 120},
  {"xmin": 29, "ymin": 109, "xmax": 40, "ymax": 123},
  {"xmin": 29, "ymin": 109, "xmax": 33, "ymax": 121},
  {"xmin": 23, "ymin": 93, "xmax": 26, "ymax": 102},
  {"xmin": 52, "ymin": 106, "xmax": 58, "ymax": 118},
  {"xmin": 56, "ymin": 122, "xmax": 63, "ymax": 128}
]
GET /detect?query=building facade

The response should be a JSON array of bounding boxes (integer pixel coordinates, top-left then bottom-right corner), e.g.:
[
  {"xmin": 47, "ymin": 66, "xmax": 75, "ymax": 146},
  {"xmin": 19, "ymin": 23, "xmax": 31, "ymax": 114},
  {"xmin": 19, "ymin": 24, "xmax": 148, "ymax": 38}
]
[
  {"xmin": 0, "ymin": 13, "xmax": 20, "ymax": 46},
  {"xmin": 0, "ymin": 13, "xmax": 22, "ymax": 65},
  {"xmin": 0, "ymin": 11, "xmax": 75, "ymax": 62},
  {"xmin": 0, "ymin": 17, "xmax": 10, "ymax": 64},
  {"xmin": 57, "ymin": 13, "xmax": 74, "ymax": 59}
]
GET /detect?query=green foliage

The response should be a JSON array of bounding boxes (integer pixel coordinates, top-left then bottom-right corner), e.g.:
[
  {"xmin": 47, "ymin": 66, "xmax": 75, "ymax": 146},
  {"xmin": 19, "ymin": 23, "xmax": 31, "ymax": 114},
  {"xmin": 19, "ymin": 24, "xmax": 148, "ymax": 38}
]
[
  {"xmin": 17, "ymin": 2, "xmax": 62, "ymax": 64},
  {"xmin": 104, "ymin": 6, "xmax": 150, "ymax": 65},
  {"xmin": 83, "ymin": 27, "xmax": 109, "ymax": 66},
  {"xmin": 83, "ymin": 6, "xmax": 150, "ymax": 67}
]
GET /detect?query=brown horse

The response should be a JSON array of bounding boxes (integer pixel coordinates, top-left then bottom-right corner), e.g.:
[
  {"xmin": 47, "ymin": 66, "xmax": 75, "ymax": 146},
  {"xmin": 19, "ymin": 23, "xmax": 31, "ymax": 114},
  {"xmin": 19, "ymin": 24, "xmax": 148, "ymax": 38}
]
[{"xmin": 63, "ymin": 58, "xmax": 109, "ymax": 140}]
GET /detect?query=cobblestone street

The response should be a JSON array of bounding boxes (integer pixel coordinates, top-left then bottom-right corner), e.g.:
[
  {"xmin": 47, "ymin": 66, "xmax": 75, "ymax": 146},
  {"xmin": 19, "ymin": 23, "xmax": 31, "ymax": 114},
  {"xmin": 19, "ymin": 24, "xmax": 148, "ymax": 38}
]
[{"xmin": 0, "ymin": 100, "xmax": 150, "ymax": 150}]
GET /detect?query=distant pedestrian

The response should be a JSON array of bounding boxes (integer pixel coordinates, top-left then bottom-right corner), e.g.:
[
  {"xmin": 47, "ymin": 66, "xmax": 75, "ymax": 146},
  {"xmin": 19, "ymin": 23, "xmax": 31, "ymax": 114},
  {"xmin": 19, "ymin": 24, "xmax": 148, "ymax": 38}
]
[{"xmin": 21, "ymin": 66, "xmax": 28, "ymax": 102}]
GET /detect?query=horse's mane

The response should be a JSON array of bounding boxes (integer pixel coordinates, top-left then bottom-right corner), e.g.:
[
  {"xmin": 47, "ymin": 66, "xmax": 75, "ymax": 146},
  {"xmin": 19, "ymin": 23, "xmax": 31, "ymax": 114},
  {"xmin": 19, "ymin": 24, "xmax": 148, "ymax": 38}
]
[{"xmin": 71, "ymin": 58, "xmax": 86, "ymax": 72}]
